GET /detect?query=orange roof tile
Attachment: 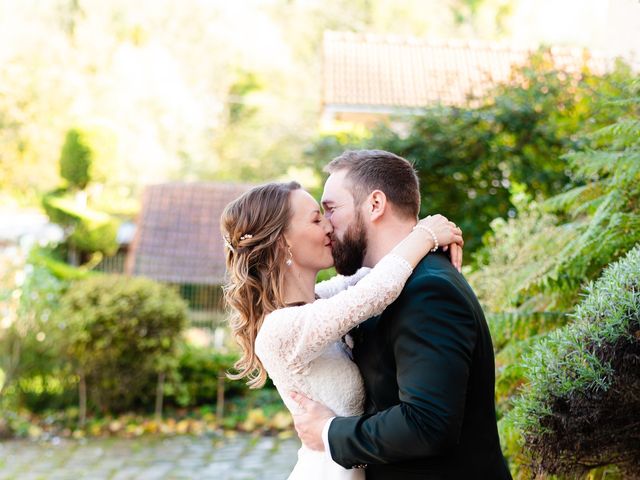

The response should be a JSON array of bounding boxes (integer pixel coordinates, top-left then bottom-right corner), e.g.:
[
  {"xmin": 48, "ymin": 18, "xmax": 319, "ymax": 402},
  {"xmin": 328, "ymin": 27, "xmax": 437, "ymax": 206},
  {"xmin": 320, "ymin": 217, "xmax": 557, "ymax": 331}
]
[
  {"xmin": 323, "ymin": 31, "xmax": 614, "ymax": 109},
  {"xmin": 125, "ymin": 182, "xmax": 252, "ymax": 285}
]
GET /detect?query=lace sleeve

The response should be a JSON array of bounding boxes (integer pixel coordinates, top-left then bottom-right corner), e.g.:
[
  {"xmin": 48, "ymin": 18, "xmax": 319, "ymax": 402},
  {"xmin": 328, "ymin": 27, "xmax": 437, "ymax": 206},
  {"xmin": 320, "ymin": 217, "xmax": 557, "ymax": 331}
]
[
  {"xmin": 255, "ymin": 254, "xmax": 413, "ymax": 374},
  {"xmin": 314, "ymin": 267, "xmax": 372, "ymax": 299}
]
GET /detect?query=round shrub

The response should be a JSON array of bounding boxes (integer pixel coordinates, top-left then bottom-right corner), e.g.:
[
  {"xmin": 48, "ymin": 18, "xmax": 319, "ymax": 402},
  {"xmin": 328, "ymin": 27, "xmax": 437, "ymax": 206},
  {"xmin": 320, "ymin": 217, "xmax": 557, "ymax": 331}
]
[
  {"xmin": 58, "ymin": 274, "xmax": 188, "ymax": 413},
  {"xmin": 510, "ymin": 244, "xmax": 640, "ymax": 477}
]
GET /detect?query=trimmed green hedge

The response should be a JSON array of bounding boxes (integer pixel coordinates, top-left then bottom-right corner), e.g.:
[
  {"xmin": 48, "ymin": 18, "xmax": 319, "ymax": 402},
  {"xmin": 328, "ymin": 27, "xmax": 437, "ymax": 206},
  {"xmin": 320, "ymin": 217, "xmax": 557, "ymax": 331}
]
[
  {"xmin": 42, "ymin": 193, "xmax": 120, "ymax": 256},
  {"xmin": 509, "ymin": 244, "xmax": 640, "ymax": 477}
]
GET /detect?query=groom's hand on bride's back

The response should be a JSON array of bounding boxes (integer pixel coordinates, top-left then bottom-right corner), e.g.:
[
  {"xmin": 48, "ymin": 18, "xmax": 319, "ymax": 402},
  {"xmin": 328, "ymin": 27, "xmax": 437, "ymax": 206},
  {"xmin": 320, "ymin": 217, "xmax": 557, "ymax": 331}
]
[{"xmin": 290, "ymin": 391, "xmax": 335, "ymax": 451}]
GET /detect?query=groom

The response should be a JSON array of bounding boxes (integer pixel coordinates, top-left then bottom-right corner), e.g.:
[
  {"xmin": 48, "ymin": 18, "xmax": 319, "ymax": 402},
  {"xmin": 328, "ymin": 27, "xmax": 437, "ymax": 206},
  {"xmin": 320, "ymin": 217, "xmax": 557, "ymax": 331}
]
[{"xmin": 292, "ymin": 150, "xmax": 512, "ymax": 479}]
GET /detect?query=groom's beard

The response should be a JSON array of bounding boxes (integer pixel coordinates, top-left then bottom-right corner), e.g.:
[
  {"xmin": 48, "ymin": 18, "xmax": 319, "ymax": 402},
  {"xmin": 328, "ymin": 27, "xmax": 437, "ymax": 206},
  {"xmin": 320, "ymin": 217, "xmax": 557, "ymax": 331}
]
[{"xmin": 331, "ymin": 212, "xmax": 367, "ymax": 276}]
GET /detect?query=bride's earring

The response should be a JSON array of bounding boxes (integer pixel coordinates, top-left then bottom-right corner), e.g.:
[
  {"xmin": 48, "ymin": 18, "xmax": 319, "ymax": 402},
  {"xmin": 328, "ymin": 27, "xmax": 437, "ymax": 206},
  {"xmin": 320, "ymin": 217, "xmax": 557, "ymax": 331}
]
[{"xmin": 286, "ymin": 246, "xmax": 293, "ymax": 267}]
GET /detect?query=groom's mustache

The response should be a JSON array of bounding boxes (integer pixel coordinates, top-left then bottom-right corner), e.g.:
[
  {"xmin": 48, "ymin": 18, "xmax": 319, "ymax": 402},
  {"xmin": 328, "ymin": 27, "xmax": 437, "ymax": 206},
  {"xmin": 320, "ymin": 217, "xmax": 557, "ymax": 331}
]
[{"xmin": 328, "ymin": 223, "xmax": 367, "ymax": 276}]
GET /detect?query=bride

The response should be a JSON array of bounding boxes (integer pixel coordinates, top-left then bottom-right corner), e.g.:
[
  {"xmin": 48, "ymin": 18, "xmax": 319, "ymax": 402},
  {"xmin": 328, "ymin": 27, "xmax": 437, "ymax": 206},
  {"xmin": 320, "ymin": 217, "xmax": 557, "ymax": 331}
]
[{"xmin": 221, "ymin": 181, "xmax": 463, "ymax": 479}]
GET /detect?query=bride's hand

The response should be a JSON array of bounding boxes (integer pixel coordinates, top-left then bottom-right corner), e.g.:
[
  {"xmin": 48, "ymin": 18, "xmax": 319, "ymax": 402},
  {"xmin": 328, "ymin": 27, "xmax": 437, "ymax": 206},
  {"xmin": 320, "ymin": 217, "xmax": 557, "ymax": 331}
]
[{"xmin": 417, "ymin": 214, "xmax": 464, "ymax": 270}]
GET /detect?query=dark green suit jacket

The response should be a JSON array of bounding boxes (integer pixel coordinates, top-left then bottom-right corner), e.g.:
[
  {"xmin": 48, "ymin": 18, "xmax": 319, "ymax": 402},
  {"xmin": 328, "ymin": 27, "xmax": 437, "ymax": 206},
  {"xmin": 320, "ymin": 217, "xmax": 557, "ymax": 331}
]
[{"xmin": 328, "ymin": 252, "xmax": 512, "ymax": 479}]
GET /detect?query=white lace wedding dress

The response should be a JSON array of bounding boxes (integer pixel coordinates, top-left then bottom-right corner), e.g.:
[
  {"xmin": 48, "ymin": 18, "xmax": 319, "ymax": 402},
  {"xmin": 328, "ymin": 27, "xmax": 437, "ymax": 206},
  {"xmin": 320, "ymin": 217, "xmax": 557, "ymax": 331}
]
[{"xmin": 254, "ymin": 253, "xmax": 414, "ymax": 479}]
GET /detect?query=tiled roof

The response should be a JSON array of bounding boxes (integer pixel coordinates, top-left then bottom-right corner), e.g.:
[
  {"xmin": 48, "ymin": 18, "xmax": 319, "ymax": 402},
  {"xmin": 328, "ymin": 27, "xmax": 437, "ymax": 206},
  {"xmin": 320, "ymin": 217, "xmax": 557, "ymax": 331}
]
[
  {"xmin": 125, "ymin": 182, "xmax": 252, "ymax": 285},
  {"xmin": 323, "ymin": 31, "xmax": 613, "ymax": 109}
]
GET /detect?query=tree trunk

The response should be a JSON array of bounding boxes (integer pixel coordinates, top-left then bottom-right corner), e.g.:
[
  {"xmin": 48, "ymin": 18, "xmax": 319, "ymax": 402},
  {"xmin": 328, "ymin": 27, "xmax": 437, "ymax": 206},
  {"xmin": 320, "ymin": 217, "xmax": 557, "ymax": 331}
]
[
  {"xmin": 78, "ymin": 373, "xmax": 87, "ymax": 428},
  {"xmin": 68, "ymin": 246, "xmax": 80, "ymax": 266},
  {"xmin": 155, "ymin": 371, "xmax": 165, "ymax": 420},
  {"xmin": 0, "ymin": 334, "xmax": 21, "ymax": 397},
  {"xmin": 216, "ymin": 373, "xmax": 225, "ymax": 422}
]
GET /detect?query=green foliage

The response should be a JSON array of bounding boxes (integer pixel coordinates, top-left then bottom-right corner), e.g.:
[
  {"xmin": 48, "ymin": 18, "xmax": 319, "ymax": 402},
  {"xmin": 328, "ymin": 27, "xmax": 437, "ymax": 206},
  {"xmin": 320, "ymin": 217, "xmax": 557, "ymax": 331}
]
[
  {"xmin": 469, "ymin": 194, "xmax": 580, "ymax": 422},
  {"xmin": 466, "ymin": 74, "xmax": 639, "ymax": 478},
  {"xmin": 0, "ymin": 255, "xmax": 71, "ymax": 412},
  {"xmin": 59, "ymin": 125, "xmax": 117, "ymax": 190},
  {"xmin": 489, "ymin": 310, "xmax": 568, "ymax": 419},
  {"xmin": 42, "ymin": 193, "xmax": 120, "ymax": 256},
  {"xmin": 538, "ymin": 83, "xmax": 640, "ymax": 297},
  {"xmin": 316, "ymin": 267, "xmax": 337, "ymax": 283},
  {"xmin": 508, "ymin": 244, "xmax": 640, "ymax": 477},
  {"xmin": 166, "ymin": 344, "xmax": 251, "ymax": 408},
  {"xmin": 474, "ymin": 78, "xmax": 640, "ymax": 314},
  {"xmin": 28, "ymin": 246, "xmax": 95, "ymax": 281},
  {"xmin": 227, "ymin": 70, "xmax": 263, "ymax": 124},
  {"xmin": 69, "ymin": 216, "xmax": 119, "ymax": 256},
  {"xmin": 57, "ymin": 275, "xmax": 189, "ymax": 413},
  {"xmin": 60, "ymin": 128, "xmax": 92, "ymax": 190},
  {"xmin": 306, "ymin": 52, "xmax": 636, "ymax": 254},
  {"xmin": 468, "ymin": 188, "xmax": 581, "ymax": 312}
]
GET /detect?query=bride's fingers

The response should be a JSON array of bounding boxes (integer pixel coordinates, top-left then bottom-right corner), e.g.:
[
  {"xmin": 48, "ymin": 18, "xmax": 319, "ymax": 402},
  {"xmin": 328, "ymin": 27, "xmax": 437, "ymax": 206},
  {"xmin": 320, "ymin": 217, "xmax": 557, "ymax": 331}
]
[{"xmin": 449, "ymin": 230, "xmax": 463, "ymax": 244}]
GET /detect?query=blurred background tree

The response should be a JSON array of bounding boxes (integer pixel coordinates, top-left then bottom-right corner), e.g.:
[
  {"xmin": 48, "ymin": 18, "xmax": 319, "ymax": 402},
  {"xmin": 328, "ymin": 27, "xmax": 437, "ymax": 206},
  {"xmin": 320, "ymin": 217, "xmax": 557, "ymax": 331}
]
[
  {"xmin": 0, "ymin": 0, "xmax": 519, "ymax": 206},
  {"xmin": 305, "ymin": 54, "xmax": 635, "ymax": 253}
]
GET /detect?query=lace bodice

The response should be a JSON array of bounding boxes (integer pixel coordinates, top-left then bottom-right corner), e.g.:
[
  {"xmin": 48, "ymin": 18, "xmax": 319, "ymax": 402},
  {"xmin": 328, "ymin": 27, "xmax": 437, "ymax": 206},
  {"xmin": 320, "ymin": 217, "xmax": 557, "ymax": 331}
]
[{"xmin": 254, "ymin": 254, "xmax": 413, "ymax": 418}]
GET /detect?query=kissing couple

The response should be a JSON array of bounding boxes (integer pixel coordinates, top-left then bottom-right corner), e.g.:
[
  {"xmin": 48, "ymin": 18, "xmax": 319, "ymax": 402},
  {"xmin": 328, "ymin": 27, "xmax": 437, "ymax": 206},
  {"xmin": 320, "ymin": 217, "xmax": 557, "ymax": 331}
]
[{"xmin": 221, "ymin": 150, "xmax": 511, "ymax": 479}]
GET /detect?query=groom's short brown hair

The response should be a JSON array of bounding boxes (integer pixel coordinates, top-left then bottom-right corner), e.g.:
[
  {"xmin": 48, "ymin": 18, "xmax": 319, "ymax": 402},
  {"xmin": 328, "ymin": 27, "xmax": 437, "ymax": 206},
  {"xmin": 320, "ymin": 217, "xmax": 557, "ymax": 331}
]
[{"xmin": 325, "ymin": 149, "xmax": 420, "ymax": 219}]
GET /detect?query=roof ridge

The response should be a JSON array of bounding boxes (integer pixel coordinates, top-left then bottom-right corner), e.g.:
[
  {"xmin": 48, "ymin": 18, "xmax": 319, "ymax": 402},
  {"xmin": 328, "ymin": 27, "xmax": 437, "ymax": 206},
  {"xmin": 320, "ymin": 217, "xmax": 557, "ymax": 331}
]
[
  {"xmin": 322, "ymin": 30, "xmax": 619, "ymax": 110},
  {"xmin": 323, "ymin": 30, "xmax": 618, "ymax": 59},
  {"xmin": 324, "ymin": 31, "xmax": 535, "ymax": 52}
]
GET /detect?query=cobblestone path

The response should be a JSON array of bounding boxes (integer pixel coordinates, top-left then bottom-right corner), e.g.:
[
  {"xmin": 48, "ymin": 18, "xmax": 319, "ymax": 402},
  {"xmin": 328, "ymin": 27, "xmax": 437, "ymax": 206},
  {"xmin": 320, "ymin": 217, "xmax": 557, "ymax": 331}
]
[{"xmin": 0, "ymin": 434, "xmax": 300, "ymax": 480}]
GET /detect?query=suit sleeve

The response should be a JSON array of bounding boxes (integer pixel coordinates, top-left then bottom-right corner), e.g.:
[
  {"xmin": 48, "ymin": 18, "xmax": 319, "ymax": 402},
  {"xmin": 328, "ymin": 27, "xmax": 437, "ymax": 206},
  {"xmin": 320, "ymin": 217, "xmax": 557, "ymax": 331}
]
[{"xmin": 327, "ymin": 273, "xmax": 477, "ymax": 467}]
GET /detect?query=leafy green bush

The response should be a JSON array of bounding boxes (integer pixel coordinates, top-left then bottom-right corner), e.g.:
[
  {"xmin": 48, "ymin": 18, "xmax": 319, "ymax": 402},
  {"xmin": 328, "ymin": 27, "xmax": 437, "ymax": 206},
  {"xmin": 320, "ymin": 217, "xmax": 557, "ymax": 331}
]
[
  {"xmin": 538, "ymin": 84, "xmax": 640, "ymax": 299},
  {"xmin": 472, "ymin": 78, "xmax": 639, "ymax": 311},
  {"xmin": 306, "ymin": 51, "xmax": 636, "ymax": 254},
  {"xmin": 469, "ymin": 189, "xmax": 580, "ymax": 313},
  {"xmin": 57, "ymin": 275, "xmax": 188, "ymax": 414},
  {"xmin": 467, "ymin": 77, "xmax": 639, "ymax": 477},
  {"xmin": 166, "ymin": 343, "xmax": 250, "ymax": 408},
  {"xmin": 508, "ymin": 244, "xmax": 640, "ymax": 477},
  {"xmin": 0, "ymin": 255, "xmax": 72, "ymax": 412}
]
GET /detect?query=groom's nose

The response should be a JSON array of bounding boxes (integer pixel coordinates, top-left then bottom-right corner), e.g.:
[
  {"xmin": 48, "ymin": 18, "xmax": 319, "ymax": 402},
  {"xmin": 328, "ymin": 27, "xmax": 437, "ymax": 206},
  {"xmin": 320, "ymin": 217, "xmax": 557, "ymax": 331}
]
[{"xmin": 322, "ymin": 218, "xmax": 333, "ymax": 235}]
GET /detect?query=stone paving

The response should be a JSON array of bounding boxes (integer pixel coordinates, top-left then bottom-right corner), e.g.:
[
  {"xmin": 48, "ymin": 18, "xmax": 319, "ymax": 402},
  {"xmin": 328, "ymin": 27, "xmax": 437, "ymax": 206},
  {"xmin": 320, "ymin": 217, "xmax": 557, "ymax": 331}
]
[{"xmin": 0, "ymin": 434, "xmax": 300, "ymax": 480}]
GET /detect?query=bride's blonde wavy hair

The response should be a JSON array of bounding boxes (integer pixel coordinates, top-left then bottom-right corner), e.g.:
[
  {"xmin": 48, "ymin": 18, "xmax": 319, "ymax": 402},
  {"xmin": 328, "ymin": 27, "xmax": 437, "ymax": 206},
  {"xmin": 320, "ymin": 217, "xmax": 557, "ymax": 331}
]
[{"xmin": 220, "ymin": 181, "xmax": 301, "ymax": 388}]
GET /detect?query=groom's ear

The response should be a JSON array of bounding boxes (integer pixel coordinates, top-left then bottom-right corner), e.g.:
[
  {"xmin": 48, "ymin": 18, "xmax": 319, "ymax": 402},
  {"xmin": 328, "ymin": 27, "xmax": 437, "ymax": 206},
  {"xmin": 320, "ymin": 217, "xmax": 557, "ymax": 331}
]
[{"xmin": 367, "ymin": 190, "xmax": 387, "ymax": 222}]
